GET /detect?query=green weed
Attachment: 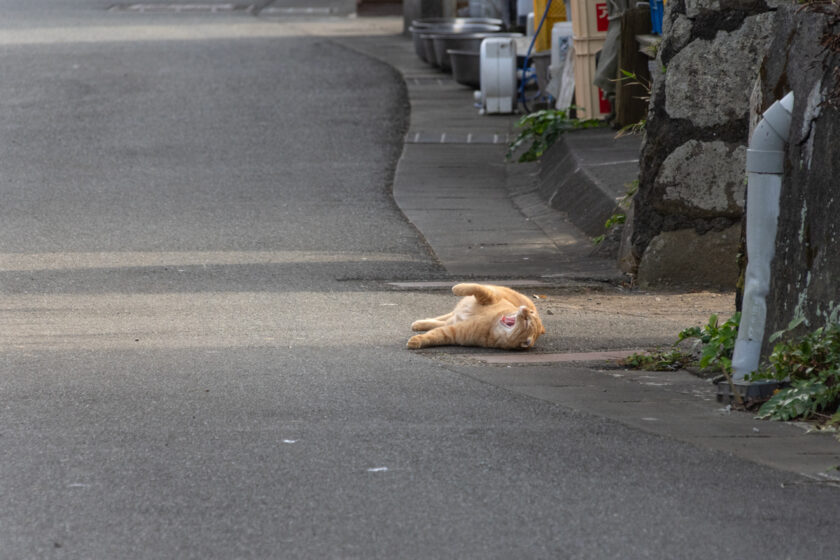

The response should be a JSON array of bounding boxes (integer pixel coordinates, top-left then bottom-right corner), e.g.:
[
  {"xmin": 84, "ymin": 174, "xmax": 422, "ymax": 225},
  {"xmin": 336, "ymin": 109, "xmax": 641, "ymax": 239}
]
[
  {"xmin": 592, "ymin": 180, "xmax": 637, "ymax": 245},
  {"xmin": 619, "ymin": 313, "xmax": 740, "ymax": 375},
  {"xmin": 620, "ymin": 350, "xmax": 693, "ymax": 371},
  {"xmin": 613, "ymin": 70, "xmax": 651, "ymax": 139},
  {"xmin": 506, "ymin": 109, "xmax": 603, "ymax": 163},
  {"xmin": 751, "ymin": 320, "xmax": 840, "ymax": 423},
  {"xmin": 678, "ymin": 312, "xmax": 741, "ymax": 374}
]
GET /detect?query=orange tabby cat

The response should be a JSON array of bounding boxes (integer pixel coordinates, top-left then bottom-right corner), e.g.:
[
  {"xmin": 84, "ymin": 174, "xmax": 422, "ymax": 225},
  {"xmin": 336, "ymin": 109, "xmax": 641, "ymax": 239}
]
[{"xmin": 407, "ymin": 283, "xmax": 545, "ymax": 350}]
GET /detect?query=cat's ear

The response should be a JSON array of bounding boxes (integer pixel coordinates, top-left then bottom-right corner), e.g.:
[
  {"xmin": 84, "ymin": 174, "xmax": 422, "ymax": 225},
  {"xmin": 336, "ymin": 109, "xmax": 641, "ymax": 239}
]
[{"xmin": 520, "ymin": 338, "xmax": 533, "ymax": 348}]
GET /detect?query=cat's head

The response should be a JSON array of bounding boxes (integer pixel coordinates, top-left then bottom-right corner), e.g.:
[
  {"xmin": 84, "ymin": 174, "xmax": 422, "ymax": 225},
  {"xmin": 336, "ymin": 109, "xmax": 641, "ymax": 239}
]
[{"xmin": 498, "ymin": 305, "xmax": 545, "ymax": 350}]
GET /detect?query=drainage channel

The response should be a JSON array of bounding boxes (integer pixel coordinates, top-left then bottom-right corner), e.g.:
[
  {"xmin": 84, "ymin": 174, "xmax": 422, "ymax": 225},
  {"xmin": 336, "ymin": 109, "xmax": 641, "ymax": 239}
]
[
  {"xmin": 387, "ymin": 280, "xmax": 552, "ymax": 290},
  {"xmin": 260, "ymin": 6, "xmax": 336, "ymax": 16},
  {"xmin": 109, "ymin": 3, "xmax": 253, "ymax": 13},
  {"xmin": 109, "ymin": 3, "xmax": 346, "ymax": 16},
  {"xmin": 404, "ymin": 131, "xmax": 512, "ymax": 145},
  {"xmin": 463, "ymin": 349, "xmax": 645, "ymax": 365}
]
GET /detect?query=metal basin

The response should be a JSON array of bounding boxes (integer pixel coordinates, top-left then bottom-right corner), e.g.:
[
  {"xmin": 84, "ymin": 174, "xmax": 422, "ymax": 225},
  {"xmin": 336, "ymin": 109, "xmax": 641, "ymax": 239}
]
[
  {"xmin": 447, "ymin": 49, "xmax": 481, "ymax": 89},
  {"xmin": 432, "ymin": 32, "xmax": 522, "ymax": 72},
  {"xmin": 409, "ymin": 23, "xmax": 502, "ymax": 64},
  {"xmin": 449, "ymin": 45, "xmax": 551, "ymax": 91},
  {"xmin": 411, "ymin": 17, "xmax": 504, "ymax": 29},
  {"xmin": 420, "ymin": 34, "xmax": 437, "ymax": 65}
]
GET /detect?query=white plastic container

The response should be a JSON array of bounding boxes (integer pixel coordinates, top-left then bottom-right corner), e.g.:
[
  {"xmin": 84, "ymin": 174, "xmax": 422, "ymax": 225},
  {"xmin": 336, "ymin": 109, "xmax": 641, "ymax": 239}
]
[
  {"xmin": 551, "ymin": 21, "xmax": 574, "ymax": 67},
  {"xmin": 517, "ymin": 0, "xmax": 532, "ymax": 26},
  {"xmin": 547, "ymin": 21, "xmax": 574, "ymax": 102},
  {"xmin": 477, "ymin": 37, "xmax": 517, "ymax": 114}
]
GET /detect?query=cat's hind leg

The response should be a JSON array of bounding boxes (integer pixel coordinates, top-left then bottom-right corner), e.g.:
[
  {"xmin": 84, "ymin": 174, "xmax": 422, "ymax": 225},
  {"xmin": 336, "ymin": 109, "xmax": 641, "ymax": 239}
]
[{"xmin": 452, "ymin": 283, "xmax": 498, "ymax": 305}]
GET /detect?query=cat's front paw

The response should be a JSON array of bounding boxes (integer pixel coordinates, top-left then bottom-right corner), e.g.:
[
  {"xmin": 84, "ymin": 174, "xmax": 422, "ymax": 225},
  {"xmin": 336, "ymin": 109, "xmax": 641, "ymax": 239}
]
[{"xmin": 406, "ymin": 335, "xmax": 425, "ymax": 349}]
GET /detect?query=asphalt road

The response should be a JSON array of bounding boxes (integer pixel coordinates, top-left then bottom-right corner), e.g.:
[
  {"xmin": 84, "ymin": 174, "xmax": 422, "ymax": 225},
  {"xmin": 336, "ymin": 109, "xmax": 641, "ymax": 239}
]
[{"xmin": 1, "ymin": 3, "xmax": 839, "ymax": 559}]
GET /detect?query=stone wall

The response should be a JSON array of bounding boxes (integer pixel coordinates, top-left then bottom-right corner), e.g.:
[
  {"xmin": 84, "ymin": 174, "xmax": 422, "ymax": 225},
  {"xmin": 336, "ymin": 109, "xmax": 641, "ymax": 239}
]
[
  {"xmin": 757, "ymin": 5, "xmax": 840, "ymax": 352},
  {"xmin": 622, "ymin": 0, "xmax": 787, "ymax": 288}
]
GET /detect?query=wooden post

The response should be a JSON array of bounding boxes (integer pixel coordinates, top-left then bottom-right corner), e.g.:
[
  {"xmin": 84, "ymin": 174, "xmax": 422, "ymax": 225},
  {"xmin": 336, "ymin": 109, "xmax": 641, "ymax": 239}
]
[{"xmin": 614, "ymin": 6, "xmax": 653, "ymax": 129}]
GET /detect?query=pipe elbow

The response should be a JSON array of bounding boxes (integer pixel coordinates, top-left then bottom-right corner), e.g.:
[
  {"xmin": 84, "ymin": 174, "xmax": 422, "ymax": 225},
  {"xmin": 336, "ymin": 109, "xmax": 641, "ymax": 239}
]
[{"xmin": 747, "ymin": 91, "xmax": 794, "ymax": 174}]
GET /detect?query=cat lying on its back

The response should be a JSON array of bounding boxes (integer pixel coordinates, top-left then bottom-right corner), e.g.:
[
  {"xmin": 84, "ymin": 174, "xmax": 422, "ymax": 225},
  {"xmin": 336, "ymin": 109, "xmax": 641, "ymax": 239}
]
[{"xmin": 407, "ymin": 283, "xmax": 545, "ymax": 350}]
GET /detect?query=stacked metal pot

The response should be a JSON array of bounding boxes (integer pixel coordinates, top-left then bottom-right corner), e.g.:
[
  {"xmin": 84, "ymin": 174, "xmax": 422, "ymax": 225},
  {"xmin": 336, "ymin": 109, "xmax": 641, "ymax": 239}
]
[{"xmin": 408, "ymin": 18, "xmax": 522, "ymax": 88}]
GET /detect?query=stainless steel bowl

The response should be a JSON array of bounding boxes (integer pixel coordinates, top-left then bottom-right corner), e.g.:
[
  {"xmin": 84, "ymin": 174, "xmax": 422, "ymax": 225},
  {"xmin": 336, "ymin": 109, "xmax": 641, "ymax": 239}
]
[
  {"xmin": 421, "ymin": 34, "xmax": 437, "ymax": 66},
  {"xmin": 411, "ymin": 17, "xmax": 504, "ymax": 29},
  {"xmin": 432, "ymin": 32, "xmax": 522, "ymax": 72},
  {"xmin": 447, "ymin": 49, "xmax": 481, "ymax": 89},
  {"xmin": 409, "ymin": 23, "xmax": 502, "ymax": 64}
]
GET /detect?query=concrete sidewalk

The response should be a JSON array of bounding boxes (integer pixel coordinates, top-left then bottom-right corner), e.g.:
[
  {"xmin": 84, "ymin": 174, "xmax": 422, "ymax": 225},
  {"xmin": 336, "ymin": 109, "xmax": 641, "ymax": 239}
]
[
  {"xmin": 320, "ymin": 18, "xmax": 840, "ymax": 483},
  {"xmin": 336, "ymin": 21, "xmax": 630, "ymax": 282}
]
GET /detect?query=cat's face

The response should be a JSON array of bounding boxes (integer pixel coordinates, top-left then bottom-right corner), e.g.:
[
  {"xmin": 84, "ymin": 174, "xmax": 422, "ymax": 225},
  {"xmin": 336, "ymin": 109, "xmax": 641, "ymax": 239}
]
[{"xmin": 499, "ymin": 306, "xmax": 545, "ymax": 349}]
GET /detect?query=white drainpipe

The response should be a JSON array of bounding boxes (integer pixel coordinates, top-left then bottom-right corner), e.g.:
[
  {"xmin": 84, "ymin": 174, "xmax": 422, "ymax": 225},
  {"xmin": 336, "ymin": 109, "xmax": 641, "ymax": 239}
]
[{"xmin": 731, "ymin": 91, "xmax": 795, "ymax": 381}]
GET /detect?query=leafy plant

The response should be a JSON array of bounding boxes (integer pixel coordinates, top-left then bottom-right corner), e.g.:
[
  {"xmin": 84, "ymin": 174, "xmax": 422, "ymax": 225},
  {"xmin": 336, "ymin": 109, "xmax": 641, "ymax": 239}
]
[
  {"xmin": 622, "ymin": 311, "xmax": 840, "ymax": 425},
  {"xmin": 592, "ymin": 212, "xmax": 625, "ymax": 245},
  {"xmin": 678, "ymin": 312, "xmax": 741, "ymax": 374},
  {"xmin": 506, "ymin": 109, "xmax": 604, "ymax": 163},
  {"xmin": 751, "ymin": 320, "xmax": 840, "ymax": 423},
  {"xmin": 614, "ymin": 70, "xmax": 651, "ymax": 139},
  {"xmin": 615, "ymin": 119, "xmax": 646, "ymax": 138},
  {"xmin": 641, "ymin": 38, "xmax": 662, "ymax": 59},
  {"xmin": 593, "ymin": 180, "xmax": 637, "ymax": 245},
  {"xmin": 755, "ymin": 380, "xmax": 840, "ymax": 422},
  {"xmin": 760, "ymin": 320, "xmax": 840, "ymax": 382},
  {"xmin": 620, "ymin": 313, "xmax": 740, "ymax": 375},
  {"xmin": 605, "ymin": 213, "xmax": 626, "ymax": 229},
  {"xmin": 624, "ymin": 179, "xmax": 639, "ymax": 199},
  {"xmin": 620, "ymin": 350, "xmax": 693, "ymax": 371}
]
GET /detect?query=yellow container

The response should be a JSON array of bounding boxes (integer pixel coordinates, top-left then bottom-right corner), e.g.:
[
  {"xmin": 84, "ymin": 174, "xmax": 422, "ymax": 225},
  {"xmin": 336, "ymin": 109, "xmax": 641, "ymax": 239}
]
[{"xmin": 533, "ymin": 0, "xmax": 567, "ymax": 53}]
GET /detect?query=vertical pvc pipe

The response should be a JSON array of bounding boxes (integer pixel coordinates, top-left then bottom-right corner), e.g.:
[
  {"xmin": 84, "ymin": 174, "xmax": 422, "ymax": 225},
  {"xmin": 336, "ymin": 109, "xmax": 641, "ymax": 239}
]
[{"xmin": 731, "ymin": 91, "xmax": 794, "ymax": 381}]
